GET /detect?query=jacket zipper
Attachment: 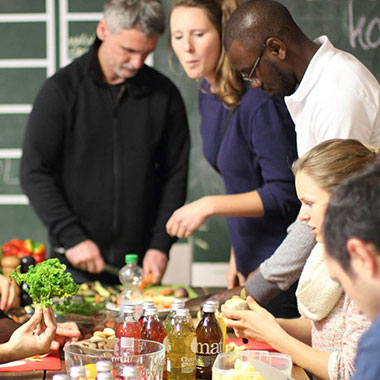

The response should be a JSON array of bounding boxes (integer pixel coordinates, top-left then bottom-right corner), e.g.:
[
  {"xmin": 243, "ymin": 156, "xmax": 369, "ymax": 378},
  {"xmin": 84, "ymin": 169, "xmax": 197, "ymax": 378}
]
[{"xmin": 110, "ymin": 83, "xmax": 127, "ymax": 262}]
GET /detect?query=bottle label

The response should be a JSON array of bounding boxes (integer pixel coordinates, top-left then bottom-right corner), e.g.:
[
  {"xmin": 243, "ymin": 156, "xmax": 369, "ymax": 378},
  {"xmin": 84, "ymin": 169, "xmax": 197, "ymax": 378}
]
[
  {"xmin": 197, "ymin": 341, "xmax": 223, "ymax": 355},
  {"xmin": 180, "ymin": 355, "xmax": 197, "ymax": 373},
  {"xmin": 120, "ymin": 337, "xmax": 135, "ymax": 349}
]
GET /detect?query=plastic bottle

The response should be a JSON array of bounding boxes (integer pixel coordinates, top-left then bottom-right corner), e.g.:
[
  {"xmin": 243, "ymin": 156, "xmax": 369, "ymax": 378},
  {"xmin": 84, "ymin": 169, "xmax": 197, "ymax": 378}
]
[
  {"xmin": 164, "ymin": 298, "xmax": 186, "ymax": 333},
  {"xmin": 97, "ymin": 373, "xmax": 114, "ymax": 380},
  {"xmin": 69, "ymin": 366, "xmax": 86, "ymax": 380},
  {"xmin": 196, "ymin": 303, "xmax": 223, "ymax": 380},
  {"xmin": 139, "ymin": 300, "xmax": 155, "ymax": 325},
  {"xmin": 121, "ymin": 365, "xmax": 139, "ymax": 380},
  {"xmin": 204, "ymin": 300, "xmax": 226, "ymax": 351},
  {"xmin": 115, "ymin": 304, "xmax": 141, "ymax": 357},
  {"xmin": 167, "ymin": 308, "xmax": 197, "ymax": 380},
  {"xmin": 96, "ymin": 360, "xmax": 114, "ymax": 379},
  {"xmin": 140, "ymin": 306, "xmax": 166, "ymax": 343},
  {"xmin": 52, "ymin": 375, "xmax": 69, "ymax": 380},
  {"xmin": 119, "ymin": 254, "xmax": 143, "ymax": 303}
]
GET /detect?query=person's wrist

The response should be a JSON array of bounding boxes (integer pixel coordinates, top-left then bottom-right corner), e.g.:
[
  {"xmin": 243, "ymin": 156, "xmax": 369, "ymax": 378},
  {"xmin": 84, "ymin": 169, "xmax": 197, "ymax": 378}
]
[{"xmin": 202, "ymin": 196, "xmax": 216, "ymax": 217}]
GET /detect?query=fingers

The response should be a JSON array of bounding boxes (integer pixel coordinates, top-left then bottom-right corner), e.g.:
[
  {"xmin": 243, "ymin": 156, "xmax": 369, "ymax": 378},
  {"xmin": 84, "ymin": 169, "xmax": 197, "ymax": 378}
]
[
  {"xmin": 0, "ymin": 277, "xmax": 10, "ymax": 310},
  {"xmin": 56, "ymin": 323, "xmax": 81, "ymax": 339},
  {"xmin": 43, "ymin": 307, "xmax": 57, "ymax": 339},
  {"xmin": 22, "ymin": 306, "xmax": 43, "ymax": 332}
]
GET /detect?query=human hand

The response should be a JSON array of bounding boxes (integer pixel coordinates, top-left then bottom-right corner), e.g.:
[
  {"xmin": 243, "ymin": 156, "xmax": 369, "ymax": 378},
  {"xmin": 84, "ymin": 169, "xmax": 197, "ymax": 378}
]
[
  {"xmin": 50, "ymin": 322, "xmax": 81, "ymax": 350},
  {"xmin": 204, "ymin": 286, "xmax": 244, "ymax": 309},
  {"xmin": 221, "ymin": 296, "xmax": 286, "ymax": 345},
  {"xmin": 166, "ymin": 198, "xmax": 211, "ymax": 238},
  {"xmin": 143, "ymin": 249, "xmax": 168, "ymax": 284},
  {"xmin": 0, "ymin": 275, "xmax": 20, "ymax": 311},
  {"xmin": 226, "ymin": 250, "xmax": 246, "ymax": 289},
  {"xmin": 65, "ymin": 240, "xmax": 105, "ymax": 273},
  {"xmin": 5, "ymin": 306, "xmax": 56, "ymax": 360}
]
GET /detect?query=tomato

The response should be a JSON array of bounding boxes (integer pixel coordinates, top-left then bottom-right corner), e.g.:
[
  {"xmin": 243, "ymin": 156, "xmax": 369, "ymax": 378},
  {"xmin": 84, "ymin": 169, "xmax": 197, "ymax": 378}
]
[{"xmin": 33, "ymin": 254, "xmax": 45, "ymax": 264}]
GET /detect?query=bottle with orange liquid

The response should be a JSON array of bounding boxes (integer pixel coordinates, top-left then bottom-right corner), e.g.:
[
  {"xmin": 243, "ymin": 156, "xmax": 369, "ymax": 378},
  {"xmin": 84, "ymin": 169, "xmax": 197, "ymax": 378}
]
[
  {"xmin": 140, "ymin": 306, "xmax": 166, "ymax": 343},
  {"xmin": 114, "ymin": 304, "xmax": 141, "ymax": 357}
]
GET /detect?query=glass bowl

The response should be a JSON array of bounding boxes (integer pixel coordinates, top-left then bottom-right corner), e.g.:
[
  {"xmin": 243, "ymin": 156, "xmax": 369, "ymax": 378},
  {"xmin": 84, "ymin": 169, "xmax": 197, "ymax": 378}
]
[{"xmin": 64, "ymin": 338, "xmax": 165, "ymax": 380}]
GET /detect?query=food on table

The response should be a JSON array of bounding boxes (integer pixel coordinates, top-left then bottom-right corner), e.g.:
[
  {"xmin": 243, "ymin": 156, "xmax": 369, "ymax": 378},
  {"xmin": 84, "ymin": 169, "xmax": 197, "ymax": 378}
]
[
  {"xmin": 225, "ymin": 342, "xmax": 247, "ymax": 353},
  {"xmin": 173, "ymin": 286, "xmax": 189, "ymax": 298},
  {"xmin": 1, "ymin": 238, "xmax": 46, "ymax": 264},
  {"xmin": 222, "ymin": 296, "xmax": 249, "ymax": 311},
  {"xmin": 78, "ymin": 328, "xmax": 115, "ymax": 350},
  {"xmin": 213, "ymin": 359, "xmax": 265, "ymax": 380},
  {"xmin": 1, "ymin": 255, "xmax": 20, "ymax": 277},
  {"xmin": 10, "ymin": 258, "xmax": 79, "ymax": 308}
]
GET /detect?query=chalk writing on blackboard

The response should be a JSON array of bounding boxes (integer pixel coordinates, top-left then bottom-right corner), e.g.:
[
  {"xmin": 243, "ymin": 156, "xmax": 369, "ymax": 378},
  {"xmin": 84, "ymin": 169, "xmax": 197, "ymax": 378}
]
[
  {"xmin": 0, "ymin": 159, "xmax": 19, "ymax": 186},
  {"xmin": 349, "ymin": 0, "xmax": 380, "ymax": 50},
  {"xmin": 68, "ymin": 33, "xmax": 95, "ymax": 60}
]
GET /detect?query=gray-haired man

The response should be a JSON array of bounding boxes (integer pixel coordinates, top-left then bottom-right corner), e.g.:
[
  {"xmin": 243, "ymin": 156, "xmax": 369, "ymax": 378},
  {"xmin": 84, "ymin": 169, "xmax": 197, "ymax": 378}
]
[{"xmin": 20, "ymin": 0, "xmax": 190, "ymax": 284}]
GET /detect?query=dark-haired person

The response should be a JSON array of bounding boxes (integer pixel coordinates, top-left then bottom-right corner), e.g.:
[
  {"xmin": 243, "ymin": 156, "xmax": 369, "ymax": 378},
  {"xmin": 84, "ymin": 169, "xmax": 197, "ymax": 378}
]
[
  {"xmin": 0, "ymin": 306, "xmax": 80, "ymax": 363},
  {"xmin": 20, "ymin": 0, "xmax": 189, "ymax": 285},
  {"xmin": 220, "ymin": 0, "xmax": 380, "ymax": 307},
  {"xmin": 167, "ymin": 0, "xmax": 301, "ymax": 317},
  {"xmin": 323, "ymin": 158, "xmax": 380, "ymax": 380}
]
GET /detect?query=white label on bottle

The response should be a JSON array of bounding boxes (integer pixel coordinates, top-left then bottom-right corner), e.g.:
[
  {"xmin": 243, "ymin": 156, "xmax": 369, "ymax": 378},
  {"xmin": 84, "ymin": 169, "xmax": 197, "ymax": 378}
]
[{"xmin": 120, "ymin": 337, "xmax": 134, "ymax": 349}]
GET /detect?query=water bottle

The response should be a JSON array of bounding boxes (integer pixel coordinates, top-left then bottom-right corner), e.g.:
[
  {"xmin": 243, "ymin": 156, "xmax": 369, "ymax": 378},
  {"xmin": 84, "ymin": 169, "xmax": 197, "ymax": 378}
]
[{"xmin": 119, "ymin": 254, "xmax": 143, "ymax": 304}]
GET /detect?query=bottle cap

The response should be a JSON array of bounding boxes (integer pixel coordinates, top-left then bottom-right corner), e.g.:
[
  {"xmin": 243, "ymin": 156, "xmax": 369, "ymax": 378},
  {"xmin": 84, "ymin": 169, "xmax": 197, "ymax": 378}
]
[
  {"xmin": 69, "ymin": 365, "xmax": 86, "ymax": 377},
  {"xmin": 172, "ymin": 298, "xmax": 186, "ymax": 306},
  {"xmin": 122, "ymin": 304, "xmax": 136, "ymax": 313},
  {"xmin": 171, "ymin": 302, "xmax": 184, "ymax": 311},
  {"xmin": 142, "ymin": 300, "xmax": 154, "ymax": 310},
  {"xmin": 122, "ymin": 365, "xmax": 139, "ymax": 377},
  {"xmin": 202, "ymin": 303, "xmax": 216, "ymax": 313},
  {"xmin": 97, "ymin": 373, "xmax": 114, "ymax": 380},
  {"xmin": 205, "ymin": 300, "xmax": 219, "ymax": 307},
  {"xmin": 175, "ymin": 308, "xmax": 189, "ymax": 317},
  {"xmin": 96, "ymin": 360, "xmax": 113, "ymax": 372},
  {"xmin": 52, "ymin": 375, "xmax": 69, "ymax": 380},
  {"xmin": 125, "ymin": 254, "xmax": 138, "ymax": 264},
  {"xmin": 144, "ymin": 306, "xmax": 158, "ymax": 316}
]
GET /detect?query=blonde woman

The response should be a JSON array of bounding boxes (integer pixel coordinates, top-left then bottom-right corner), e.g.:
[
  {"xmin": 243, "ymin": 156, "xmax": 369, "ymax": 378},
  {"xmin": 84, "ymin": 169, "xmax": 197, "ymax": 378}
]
[
  {"xmin": 223, "ymin": 139, "xmax": 377, "ymax": 380},
  {"xmin": 166, "ymin": 0, "xmax": 300, "ymax": 307}
]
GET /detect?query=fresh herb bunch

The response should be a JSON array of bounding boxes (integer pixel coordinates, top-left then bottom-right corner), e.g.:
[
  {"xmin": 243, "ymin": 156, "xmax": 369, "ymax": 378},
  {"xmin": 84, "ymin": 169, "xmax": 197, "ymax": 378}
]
[{"xmin": 10, "ymin": 258, "xmax": 79, "ymax": 309}]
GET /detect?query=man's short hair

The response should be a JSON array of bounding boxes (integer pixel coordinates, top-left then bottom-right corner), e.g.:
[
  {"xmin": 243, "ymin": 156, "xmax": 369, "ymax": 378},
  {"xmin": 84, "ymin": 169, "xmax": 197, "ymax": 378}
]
[
  {"xmin": 323, "ymin": 158, "xmax": 380, "ymax": 271},
  {"xmin": 223, "ymin": 0, "xmax": 303, "ymax": 52},
  {"xmin": 104, "ymin": 0, "xmax": 165, "ymax": 36}
]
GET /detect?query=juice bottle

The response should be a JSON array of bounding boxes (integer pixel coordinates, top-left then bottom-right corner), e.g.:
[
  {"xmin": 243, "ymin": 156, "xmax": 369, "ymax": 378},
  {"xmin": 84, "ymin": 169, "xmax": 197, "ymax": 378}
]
[
  {"xmin": 115, "ymin": 304, "xmax": 141, "ymax": 357},
  {"xmin": 167, "ymin": 308, "xmax": 197, "ymax": 380},
  {"xmin": 139, "ymin": 300, "xmax": 154, "ymax": 325},
  {"xmin": 196, "ymin": 303, "xmax": 223, "ymax": 380},
  {"xmin": 164, "ymin": 298, "xmax": 185, "ymax": 334},
  {"xmin": 140, "ymin": 306, "xmax": 166, "ymax": 343},
  {"xmin": 204, "ymin": 300, "xmax": 226, "ymax": 351}
]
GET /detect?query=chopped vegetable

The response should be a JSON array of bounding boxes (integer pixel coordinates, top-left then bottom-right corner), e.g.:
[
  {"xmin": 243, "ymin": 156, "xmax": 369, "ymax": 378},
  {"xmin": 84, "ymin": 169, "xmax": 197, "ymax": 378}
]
[{"xmin": 10, "ymin": 258, "xmax": 79, "ymax": 309}]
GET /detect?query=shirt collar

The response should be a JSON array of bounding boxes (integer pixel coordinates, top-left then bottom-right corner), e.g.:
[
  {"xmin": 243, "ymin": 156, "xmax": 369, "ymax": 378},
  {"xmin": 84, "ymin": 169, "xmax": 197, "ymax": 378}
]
[
  {"xmin": 285, "ymin": 35, "xmax": 335, "ymax": 103},
  {"xmin": 86, "ymin": 37, "xmax": 153, "ymax": 98}
]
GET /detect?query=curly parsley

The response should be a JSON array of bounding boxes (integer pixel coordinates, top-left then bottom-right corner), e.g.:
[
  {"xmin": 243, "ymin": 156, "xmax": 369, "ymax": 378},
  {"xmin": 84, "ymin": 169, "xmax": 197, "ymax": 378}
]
[{"xmin": 10, "ymin": 258, "xmax": 79, "ymax": 309}]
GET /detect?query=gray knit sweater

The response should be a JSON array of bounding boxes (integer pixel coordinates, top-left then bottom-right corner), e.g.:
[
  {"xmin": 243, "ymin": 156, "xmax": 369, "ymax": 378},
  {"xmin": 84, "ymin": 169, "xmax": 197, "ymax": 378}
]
[{"xmin": 245, "ymin": 219, "xmax": 316, "ymax": 305}]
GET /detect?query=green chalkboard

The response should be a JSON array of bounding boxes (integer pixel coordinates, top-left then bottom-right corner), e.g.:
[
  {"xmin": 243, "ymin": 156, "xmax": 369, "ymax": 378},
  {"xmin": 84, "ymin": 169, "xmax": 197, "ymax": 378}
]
[{"xmin": 0, "ymin": 0, "xmax": 379, "ymax": 264}]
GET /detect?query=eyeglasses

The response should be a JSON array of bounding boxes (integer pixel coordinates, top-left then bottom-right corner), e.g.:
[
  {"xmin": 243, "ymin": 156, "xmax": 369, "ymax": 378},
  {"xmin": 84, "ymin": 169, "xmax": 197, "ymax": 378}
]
[{"xmin": 241, "ymin": 43, "xmax": 267, "ymax": 84}]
